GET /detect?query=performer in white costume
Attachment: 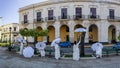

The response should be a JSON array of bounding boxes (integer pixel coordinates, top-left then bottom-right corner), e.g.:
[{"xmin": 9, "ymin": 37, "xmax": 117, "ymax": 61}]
[
  {"xmin": 36, "ymin": 42, "xmax": 46, "ymax": 57},
  {"xmin": 73, "ymin": 37, "xmax": 81, "ymax": 61},
  {"xmin": 51, "ymin": 37, "xmax": 61, "ymax": 60},
  {"xmin": 17, "ymin": 37, "xmax": 26, "ymax": 55},
  {"xmin": 91, "ymin": 42, "xmax": 103, "ymax": 58},
  {"xmin": 95, "ymin": 43, "xmax": 103, "ymax": 58}
]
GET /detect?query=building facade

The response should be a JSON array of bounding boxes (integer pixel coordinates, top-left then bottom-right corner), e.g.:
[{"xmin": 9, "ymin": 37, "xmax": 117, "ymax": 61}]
[
  {"xmin": 19, "ymin": 0, "xmax": 120, "ymax": 43},
  {"xmin": 1, "ymin": 23, "xmax": 19, "ymax": 43}
]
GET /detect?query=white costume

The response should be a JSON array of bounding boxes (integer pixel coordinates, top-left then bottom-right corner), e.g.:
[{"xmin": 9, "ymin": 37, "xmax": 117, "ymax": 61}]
[
  {"xmin": 91, "ymin": 42, "xmax": 103, "ymax": 58},
  {"xmin": 35, "ymin": 42, "xmax": 46, "ymax": 57},
  {"xmin": 23, "ymin": 46, "xmax": 34, "ymax": 58},
  {"xmin": 51, "ymin": 37, "xmax": 61, "ymax": 60},
  {"xmin": 20, "ymin": 43, "xmax": 24, "ymax": 55},
  {"xmin": 17, "ymin": 37, "xmax": 26, "ymax": 55},
  {"xmin": 96, "ymin": 44, "xmax": 102, "ymax": 58},
  {"xmin": 73, "ymin": 38, "xmax": 81, "ymax": 61},
  {"xmin": 54, "ymin": 44, "xmax": 60, "ymax": 60}
]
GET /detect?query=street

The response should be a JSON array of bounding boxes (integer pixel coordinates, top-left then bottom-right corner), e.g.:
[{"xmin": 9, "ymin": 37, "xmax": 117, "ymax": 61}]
[{"xmin": 0, "ymin": 46, "xmax": 120, "ymax": 68}]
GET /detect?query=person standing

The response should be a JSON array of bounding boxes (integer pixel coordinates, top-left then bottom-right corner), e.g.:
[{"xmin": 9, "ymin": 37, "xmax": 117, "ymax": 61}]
[
  {"xmin": 36, "ymin": 42, "xmax": 46, "ymax": 57},
  {"xmin": 73, "ymin": 37, "xmax": 81, "ymax": 61},
  {"xmin": 51, "ymin": 37, "xmax": 61, "ymax": 60}
]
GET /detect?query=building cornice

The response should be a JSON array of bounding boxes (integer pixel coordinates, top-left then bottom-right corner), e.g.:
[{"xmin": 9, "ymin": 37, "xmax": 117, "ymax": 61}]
[{"xmin": 19, "ymin": 0, "xmax": 120, "ymax": 12}]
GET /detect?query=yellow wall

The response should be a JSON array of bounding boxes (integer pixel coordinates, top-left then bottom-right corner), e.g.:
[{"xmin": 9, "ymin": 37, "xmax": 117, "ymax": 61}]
[
  {"xmin": 48, "ymin": 27, "xmax": 55, "ymax": 42},
  {"xmin": 60, "ymin": 26, "xmax": 69, "ymax": 42},
  {"xmin": 37, "ymin": 27, "xmax": 43, "ymax": 42},
  {"xmin": 89, "ymin": 25, "xmax": 98, "ymax": 42}
]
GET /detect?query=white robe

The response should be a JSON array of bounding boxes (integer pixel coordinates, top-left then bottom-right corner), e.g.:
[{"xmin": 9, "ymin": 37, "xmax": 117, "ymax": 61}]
[
  {"xmin": 39, "ymin": 47, "xmax": 45, "ymax": 57},
  {"xmin": 96, "ymin": 46, "xmax": 102, "ymax": 58},
  {"xmin": 55, "ymin": 44, "xmax": 60, "ymax": 60},
  {"xmin": 73, "ymin": 39, "xmax": 81, "ymax": 61},
  {"xmin": 20, "ymin": 43, "xmax": 24, "ymax": 55}
]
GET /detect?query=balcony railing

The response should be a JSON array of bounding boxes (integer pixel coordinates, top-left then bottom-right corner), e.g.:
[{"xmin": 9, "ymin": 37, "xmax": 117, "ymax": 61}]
[
  {"xmin": 34, "ymin": 18, "xmax": 44, "ymax": 23},
  {"xmin": 73, "ymin": 15, "xmax": 85, "ymax": 20},
  {"xmin": 58, "ymin": 15, "xmax": 70, "ymax": 21},
  {"xmin": 21, "ymin": 20, "xmax": 29, "ymax": 24},
  {"xmin": 45, "ymin": 16, "xmax": 56, "ymax": 22},
  {"xmin": 107, "ymin": 16, "xmax": 120, "ymax": 22},
  {"xmin": 88, "ymin": 15, "xmax": 100, "ymax": 20}
]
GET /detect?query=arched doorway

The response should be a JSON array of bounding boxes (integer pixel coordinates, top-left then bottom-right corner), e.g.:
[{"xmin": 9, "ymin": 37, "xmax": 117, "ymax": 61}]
[
  {"xmin": 36, "ymin": 27, "xmax": 43, "ymax": 42},
  {"xmin": 60, "ymin": 25, "xmax": 69, "ymax": 42},
  {"xmin": 108, "ymin": 25, "xmax": 116, "ymax": 43},
  {"xmin": 74, "ymin": 24, "xmax": 83, "ymax": 42},
  {"xmin": 47, "ymin": 26, "xmax": 55, "ymax": 43},
  {"xmin": 89, "ymin": 24, "xmax": 98, "ymax": 43}
]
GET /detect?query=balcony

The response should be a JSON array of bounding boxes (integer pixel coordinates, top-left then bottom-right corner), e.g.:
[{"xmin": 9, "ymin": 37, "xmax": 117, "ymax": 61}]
[
  {"xmin": 34, "ymin": 18, "xmax": 44, "ymax": 23},
  {"xmin": 73, "ymin": 15, "xmax": 85, "ymax": 20},
  {"xmin": 88, "ymin": 15, "xmax": 100, "ymax": 21},
  {"xmin": 21, "ymin": 20, "xmax": 29, "ymax": 25},
  {"xmin": 107, "ymin": 16, "xmax": 120, "ymax": 22},
  {"xmin": 58, "ymin": 15, "xmax": 70, "ymax": 21},
  {"xmin": 45, "ymin": 16, "xmax": 56, "ymax": 22}
]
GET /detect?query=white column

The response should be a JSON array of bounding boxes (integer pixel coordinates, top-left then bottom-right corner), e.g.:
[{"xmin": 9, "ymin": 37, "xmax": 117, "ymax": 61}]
[
  {"xmin": 68, "ymin": 21, "xmax": 74, "ymax": 43},
  {"xmin": 98, "ymin": 21, "xmax": 108, "ymax": 42},
  {"xmin": 55, "ymin": 21, "xmax": 60, "ymax": 38}
]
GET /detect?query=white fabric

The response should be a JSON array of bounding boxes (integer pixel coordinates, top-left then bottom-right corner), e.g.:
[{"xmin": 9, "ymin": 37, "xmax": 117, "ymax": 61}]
[
  {"xmin": 55, "ymin": 44, "xmax": 60, "ymax": 60},
  {"xmin": 35, "ymin": 42, "xmax": 46, "ymax": 57},
  {"xmin": 96, "ymin": 46, "xmax": 102, "ymax": 58},
  {"xmin": 74, "ymin": 28, "xmax": 86, "ymax": 32},
  {"xmin": 73, "ymin": 39, "xmax": 81, "ymax": 61},
  {"xmin": 19, "ymin": 43, "xmax": 24, "ymax": 55},
  {"xmin": 39, "ymin": 47, "xmax": 45, "ymax": 56},
  {"xmin": 23, "ymin": 46, "xmax": 34, "ymax": 58},
  {"xmin": 91, "ymin": 42, "xmax": 103, "ymax": 51},
  {"xmin": 17, "ymin": 37, "xmax": 26, "ymax": 44},
  {"xmin": 51, "ymin": 38, "xmax": 61, "ymax": 47},
  {"xmin": 91, "ymin": 42, "xmax": 103, "ymax": 58}
]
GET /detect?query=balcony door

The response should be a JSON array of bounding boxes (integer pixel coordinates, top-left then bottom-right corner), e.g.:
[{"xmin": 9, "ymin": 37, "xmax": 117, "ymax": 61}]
[
  {"xmin": 24, "ymin": 15, "xmax": 28, "ymax": 23},
  {"xmin": 109, "ymin": 9, "xmax": 114, "ymax": 19},
  {"xmin": 48, "ymin": 10, "xmax": 54, "ymax": 20},
  {"xmin": 37, "ymin": 12, "xmax": 41, "ymax": 21},
  {"xmin": 90, "ymin": 8, "xmax": 96, "ymax": 18},
  {"xmin": 61, "ymin": 8, "xmax": 67, "ymax": 19},
  {"xmin": 76, "ymin": 7, "xmax": 82, "ymax": 18}
]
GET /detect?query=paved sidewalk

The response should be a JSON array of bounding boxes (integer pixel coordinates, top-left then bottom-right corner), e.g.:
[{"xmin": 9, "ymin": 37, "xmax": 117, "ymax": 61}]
[{"xmin": 0, "ymin": 46, "xmax": 120, "ymax": 68}]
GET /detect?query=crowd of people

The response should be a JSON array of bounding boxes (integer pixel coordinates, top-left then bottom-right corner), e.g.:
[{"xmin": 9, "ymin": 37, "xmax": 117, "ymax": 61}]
[{"xmin": 16, "ymin": 36, "xmax": 103, "ymax": 61}]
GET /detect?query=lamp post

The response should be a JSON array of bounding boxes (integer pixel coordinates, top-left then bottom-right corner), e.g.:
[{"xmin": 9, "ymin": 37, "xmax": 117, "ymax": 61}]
[{"xmin": 8, "ymin": 27, "xmax": 12, "ymax": 51}]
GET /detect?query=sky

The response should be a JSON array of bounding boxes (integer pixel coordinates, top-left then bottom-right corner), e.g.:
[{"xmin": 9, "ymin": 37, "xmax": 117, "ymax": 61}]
[{"xmin": 0, "ymin": 0, "xmax": 47, "ymax": 26}]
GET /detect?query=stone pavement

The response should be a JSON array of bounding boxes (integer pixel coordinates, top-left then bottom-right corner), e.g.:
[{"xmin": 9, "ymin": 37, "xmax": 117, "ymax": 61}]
[{"xmin": 0, "ymin": 47, "xmax": 120, "ymax": 68}]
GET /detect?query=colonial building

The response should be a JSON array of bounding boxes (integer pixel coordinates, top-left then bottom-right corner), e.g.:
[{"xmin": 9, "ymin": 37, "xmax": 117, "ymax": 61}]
[
  {"xmin": 1, "ymin": 23, "xmax": 19, "ymax": 43},
  {"xmin": 19, "ymin": 0, "xmax": 120, "ymax": 43}
]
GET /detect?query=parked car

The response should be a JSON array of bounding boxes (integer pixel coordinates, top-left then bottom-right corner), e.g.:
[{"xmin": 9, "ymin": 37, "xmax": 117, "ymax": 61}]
[
  {"xmin": 113, "ymin": 42, "xmax": 120, "ymax": 49},
  {"xmin": 59, "ymin": 41, "xmax": 71, "ymax": 47}
]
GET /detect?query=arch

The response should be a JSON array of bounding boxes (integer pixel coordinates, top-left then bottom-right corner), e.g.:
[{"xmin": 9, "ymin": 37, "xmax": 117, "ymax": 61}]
[
  {"xmin": 74, "ymin": 24, "xmax": 83, "ymax": 42},
  {"xmin": 108, "ymin": 25, "xmax": 116, "ymax": 43},
  {"xmin": 60, "ymin": 25, "xmax": 69, "ymax": 42},
  {"xmin": 47, "ymin": 26, "xmax": 55, "ymax": 43},
  {"xmin": 36, "ymin": 26, "xmax": 43, "ymax": 42},
  {"xmin": 88, "ymin": 24, "xmax": 98, "ymax": 43}
]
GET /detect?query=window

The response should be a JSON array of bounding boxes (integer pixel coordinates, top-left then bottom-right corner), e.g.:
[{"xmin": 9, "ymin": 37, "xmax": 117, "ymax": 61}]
[
  {"xmin": 48, "ymin": 10, "xmax": 54, "ymax": 20},
  {"xmin": 24, "ymin": 15, "xmax": 28, "ymax": 23},
  {"xmin": 90, "ymin": 8, "xmax": 96, "ymax": 18},
  {"xmin": 109, "ymin": 9, "xmax": 114, "ymax": 19},
  {"xmin": 61, "ymin": 8, "xmax": 67, "ymax": 19},
  {"xmin": 37, "ymin": 12, "xmax": 41, "ymax": 21},
  {"xmin": 76, "ymin": 7, "xmax": 82, "ymax": 18},
  {"xmin": 14, "ymin": 27, "xmax": 17, "ymax": 31}
]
